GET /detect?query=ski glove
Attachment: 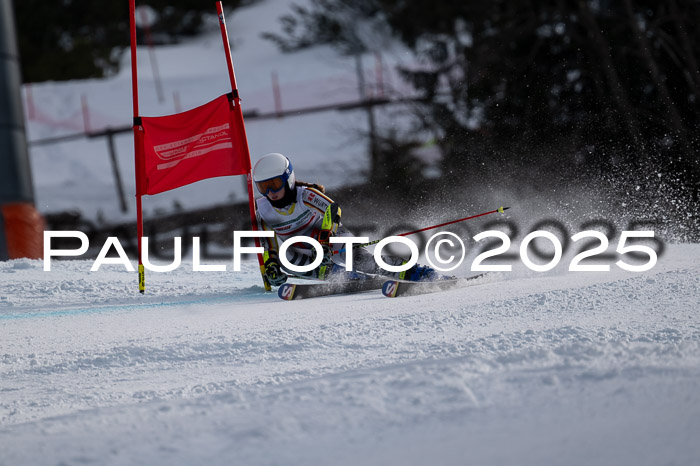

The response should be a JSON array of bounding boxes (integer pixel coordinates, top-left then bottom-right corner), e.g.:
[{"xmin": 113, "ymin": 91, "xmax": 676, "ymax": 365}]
[
  {"xmin": 311, "ymin": 244, "xmax": 334, "ymax": 267},
  {"xmin": 264, "ymin": 252, "xmax": 287, "ymax": 287}
]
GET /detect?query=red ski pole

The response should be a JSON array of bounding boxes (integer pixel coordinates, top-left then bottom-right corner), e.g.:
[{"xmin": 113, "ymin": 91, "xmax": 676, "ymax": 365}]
[{"xmin": 336, "ymin": 206, "xmax": 510, "ymax": 254}]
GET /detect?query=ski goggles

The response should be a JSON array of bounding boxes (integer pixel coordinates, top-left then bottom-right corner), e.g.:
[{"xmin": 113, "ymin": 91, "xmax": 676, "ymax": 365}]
[{"xmin": 255, "ymin": 176, "xmax": 285, "ymax": 195}]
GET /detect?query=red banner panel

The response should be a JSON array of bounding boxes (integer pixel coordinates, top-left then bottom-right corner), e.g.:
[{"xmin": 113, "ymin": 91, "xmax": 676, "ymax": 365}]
[{"xmin": 138, "ymin": 94, "xmax": 250, "ymax": 195}]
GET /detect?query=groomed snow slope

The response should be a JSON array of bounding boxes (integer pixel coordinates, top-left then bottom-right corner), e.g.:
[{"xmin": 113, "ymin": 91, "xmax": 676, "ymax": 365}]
[{"xmin": 1, "ymin": 245, "xmax": 699, "ymax": 465}]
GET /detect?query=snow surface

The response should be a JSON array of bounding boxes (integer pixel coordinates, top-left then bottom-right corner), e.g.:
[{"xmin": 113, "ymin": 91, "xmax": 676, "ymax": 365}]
[{"xmin": 1, "ymin": 245, "xmax": 699, "ymax": 465}]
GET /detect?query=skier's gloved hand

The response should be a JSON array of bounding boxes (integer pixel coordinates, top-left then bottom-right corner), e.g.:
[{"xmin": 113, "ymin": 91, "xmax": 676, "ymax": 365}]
[
  {"xmin": 321, "ymin": 244, "xmax": 334, "ymax": 267},
  {"xmin": 264, "ymin": 252, "xmax": 287, "ymax": 287},
  {"xmin": 312, "ymin": 244, "xmax": 334, "ymax": 267}
]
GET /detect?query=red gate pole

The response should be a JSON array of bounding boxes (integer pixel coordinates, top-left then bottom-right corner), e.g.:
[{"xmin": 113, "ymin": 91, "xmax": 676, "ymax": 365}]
[
  {"xmin": 129, "ymin": 0, "xmax": 145, "ymax": 293},
  {"xmin": 216, "ymin": 1, "xmax": 270, "ymax": 291}
]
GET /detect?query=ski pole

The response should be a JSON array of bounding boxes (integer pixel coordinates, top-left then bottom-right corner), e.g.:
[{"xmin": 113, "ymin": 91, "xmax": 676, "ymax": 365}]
[{"xmin": 335, "ymin": 206, "xmax": 510, "ymax": 254}]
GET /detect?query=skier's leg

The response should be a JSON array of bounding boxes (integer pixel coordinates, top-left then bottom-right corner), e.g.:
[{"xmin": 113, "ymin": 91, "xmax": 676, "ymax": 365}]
[
  {"xmin": 333, "ymin": 226, "xmax": 440, "ymax": 281},
  {"xmin": 352, "ymin": 247, "xmax": 439, "ymax": 280},
  {"xmin": 280, "ymin": 245, "xmax": 346, "ymax": 280},
  {"xmin": 279, "ymin": 247, "xmax": 316, "ymax": 279},
  {"xmin": 333, "ymin": 226, "xmax": 438, "ymax": 280}
]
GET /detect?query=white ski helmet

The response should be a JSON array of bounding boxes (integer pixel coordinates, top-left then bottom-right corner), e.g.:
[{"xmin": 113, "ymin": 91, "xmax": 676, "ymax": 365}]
[{"xmin": 253, "ymin": 153, "xmax": 295, "ymax": 195}]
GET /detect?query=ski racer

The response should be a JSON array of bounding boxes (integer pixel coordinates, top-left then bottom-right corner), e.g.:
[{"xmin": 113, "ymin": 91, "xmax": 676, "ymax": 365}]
[{"xmin": 253, "ymin": 152, "xmax": 439, "ymax": 287}]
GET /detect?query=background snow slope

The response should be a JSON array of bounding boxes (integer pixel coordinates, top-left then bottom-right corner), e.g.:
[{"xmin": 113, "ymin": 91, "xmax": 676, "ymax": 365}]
[
  {"xmin": 1, "ymin": 245, "xmax": 699, "ymax": 465},
  {"xmin": 24, "ymin": 0, "xmax": 417, "ymax": 223}
]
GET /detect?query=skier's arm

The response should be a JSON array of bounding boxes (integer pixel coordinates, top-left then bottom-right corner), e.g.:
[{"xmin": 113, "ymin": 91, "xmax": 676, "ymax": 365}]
[
  {"xmin": 317, "ymin": 202, "xmax": 341, "ymax": 246},
  {"xmin": 256, "ymin": 211, "xmax": 280, "ymax": 253},
  {"xmin": 313, "ymin": 201, "xmax": 341, "ymax": 272},
  {"xmin": 257, "ymin": 212, "xmax": 287, "ymax": 286},
  {"xmin": 303, "ymin": 188, "xmax": 341, "ymax": 235}
]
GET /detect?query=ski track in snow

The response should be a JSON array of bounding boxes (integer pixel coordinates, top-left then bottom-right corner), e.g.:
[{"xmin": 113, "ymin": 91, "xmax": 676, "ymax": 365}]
[{"xmin": 1, "ymin": 245, "xmax": 699, "ymax": 465}]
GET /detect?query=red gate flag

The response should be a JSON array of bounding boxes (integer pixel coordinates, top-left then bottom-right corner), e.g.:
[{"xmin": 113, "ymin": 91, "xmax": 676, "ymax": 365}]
[
  {"xmin": 136, "ymin": 93, "xmax": 250, "ymax": 196},
  {"xmin": 130, "ymin": 0, "xmax": 271, "ymax": 293}
]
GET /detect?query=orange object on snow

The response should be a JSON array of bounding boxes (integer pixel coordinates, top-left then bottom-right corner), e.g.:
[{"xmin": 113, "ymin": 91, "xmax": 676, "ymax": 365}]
[{"xmin": 1, "ymin": 202, "xmax": 44, "ymax": 259}]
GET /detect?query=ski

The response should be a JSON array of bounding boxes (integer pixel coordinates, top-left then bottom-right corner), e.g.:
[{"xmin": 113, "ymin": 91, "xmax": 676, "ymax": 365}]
[
  {"xmin": 381, "ymin": 273, "xmax": 488, "ymax": 298},
  {"xmin": 278, "ymin": 277, "xmax": 386, "ymax": 300}
]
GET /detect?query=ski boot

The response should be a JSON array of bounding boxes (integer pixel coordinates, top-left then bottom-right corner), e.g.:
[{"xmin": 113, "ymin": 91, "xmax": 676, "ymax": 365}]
[
  {"xmin": 320, "ymin": 262, "xmax": 368, "ymax": 282},
  {"xmin": 400, "ymin": 264, "xmax": 441, "ymax": 282}
]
